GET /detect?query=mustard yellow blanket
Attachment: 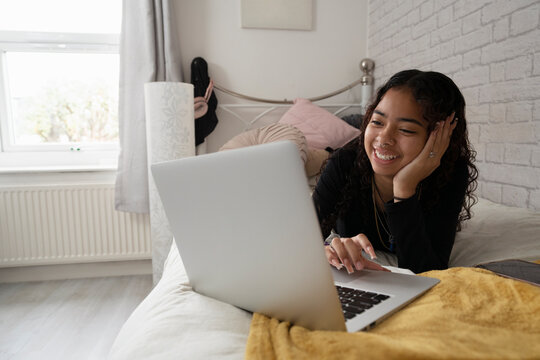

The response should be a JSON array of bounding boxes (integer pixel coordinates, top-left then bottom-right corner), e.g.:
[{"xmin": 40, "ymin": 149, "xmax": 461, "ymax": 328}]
[{"xmin": 245, "ymin": 266, "xmax": 540, "ymax": 359}]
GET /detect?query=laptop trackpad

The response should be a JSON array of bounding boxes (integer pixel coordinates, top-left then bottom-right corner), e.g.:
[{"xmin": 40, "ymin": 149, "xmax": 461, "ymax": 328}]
[{"xmin": 331, "ymin": 267, "xmax": 365, "ymax": 283}]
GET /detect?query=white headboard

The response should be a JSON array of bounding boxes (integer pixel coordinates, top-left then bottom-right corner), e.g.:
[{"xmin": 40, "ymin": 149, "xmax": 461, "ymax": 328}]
[{"xmin": 200, "ymin": 59, "xmax": 375, "ymax": 154}]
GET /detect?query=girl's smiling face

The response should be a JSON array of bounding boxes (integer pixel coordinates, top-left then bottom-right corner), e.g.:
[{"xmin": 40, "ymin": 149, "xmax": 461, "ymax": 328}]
[{"xmin": 364, "ymin": 87, "xmax": 429, "ymax": 180}]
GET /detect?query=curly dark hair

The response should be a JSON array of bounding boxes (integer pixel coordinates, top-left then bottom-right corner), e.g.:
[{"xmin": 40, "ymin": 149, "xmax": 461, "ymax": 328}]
[{"xmin": 320, "ymin": 69, "xmax": 478, "ymax": 236}]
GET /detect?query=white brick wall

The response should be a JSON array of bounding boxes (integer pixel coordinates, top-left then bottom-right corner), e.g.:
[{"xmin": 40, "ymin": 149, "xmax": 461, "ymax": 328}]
[{"xmin": 368, "ymin": 0, "xmax": 540, "ymax": 210}]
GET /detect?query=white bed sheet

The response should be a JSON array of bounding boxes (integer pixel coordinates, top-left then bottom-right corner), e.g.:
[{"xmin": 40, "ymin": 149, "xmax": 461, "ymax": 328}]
[
  {"xmin": 109, "ymin": 198, "xmax": 540, "ymax": 360},
  {"xmin": 108, "ymin": 241, "xmax": 252, "ymax": 360}
]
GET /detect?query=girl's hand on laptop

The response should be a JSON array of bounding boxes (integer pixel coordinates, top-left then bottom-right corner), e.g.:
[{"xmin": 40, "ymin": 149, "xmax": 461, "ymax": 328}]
[{"xmin": 325, "ymin": 235, "xmax": 389, "ymax": 274}]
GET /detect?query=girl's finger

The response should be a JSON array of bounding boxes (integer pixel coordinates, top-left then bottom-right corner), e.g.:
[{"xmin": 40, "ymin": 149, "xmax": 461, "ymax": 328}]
[
  {"xmin": 342, "ymin": 237, "xmax": 365, "ymax": 271},
  {"xmin": 325, "ymin": 245, "xmax": 342, "ymax": 270},
  {"xmin": 331, "ymin": 238, "xmax": 354, "ymax": 274},
  {"xmin": 363, "ymin": 259, "xmax": 391, "ymax": 272},
  {"xmin": 440, "ymin": 112, "xmax": 455, "ymax": 142},
  {"xmin": 352, "ymin": 234, "xmax": 376, "ymax": 260},
  {"xmin": 435, "ymin": 113, "xmax": 457, "ymax": 156},
  {"xmin": 420, "ymin": 123, "xmax": 440, "ymax": 158}
]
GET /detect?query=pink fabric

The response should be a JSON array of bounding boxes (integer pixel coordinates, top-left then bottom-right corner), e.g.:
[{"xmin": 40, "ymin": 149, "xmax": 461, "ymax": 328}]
[
  {"xmin": 194, "ymin": 79, "xmax": 214, "ymax": 119},
  {"xmin": 278, "ymin": 98, "xmax": 361, "ymax": 150}
]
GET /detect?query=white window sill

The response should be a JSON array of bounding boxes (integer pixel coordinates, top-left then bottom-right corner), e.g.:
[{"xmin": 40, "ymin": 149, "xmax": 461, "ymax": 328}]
[{"xmin": 0, "ymin": 150, "xmax": 118, "ymax": 174}]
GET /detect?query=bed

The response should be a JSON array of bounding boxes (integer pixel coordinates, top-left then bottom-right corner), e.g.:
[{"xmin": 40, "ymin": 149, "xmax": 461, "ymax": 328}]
[
  {"xmin": 108, "ymin": 195, "xmax": 540, "ymax": 359},
  {"xmin": 108, "ymin": 71, "xmax": 540, "ymax": 359}
]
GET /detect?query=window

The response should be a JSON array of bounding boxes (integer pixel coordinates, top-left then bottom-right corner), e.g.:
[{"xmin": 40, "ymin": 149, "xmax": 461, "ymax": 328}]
[{"xmin": 0, "ymin": 0, "xmax": 122, "ymax": 170}]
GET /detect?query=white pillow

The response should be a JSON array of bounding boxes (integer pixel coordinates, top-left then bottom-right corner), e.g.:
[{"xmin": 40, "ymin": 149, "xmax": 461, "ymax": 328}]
[
  {"xmin": 450, "ymin": 198, "xmax": 540, "ymax": 267},
  {"xmin": 108, "ymin": 243, "xmax": 252, "ymax": 359}
]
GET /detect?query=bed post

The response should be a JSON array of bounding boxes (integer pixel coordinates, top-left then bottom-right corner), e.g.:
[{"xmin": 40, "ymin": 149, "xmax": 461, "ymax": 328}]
[{"xmin": 360, "ymin": 58, "xmax": 374, "ymax": 112}]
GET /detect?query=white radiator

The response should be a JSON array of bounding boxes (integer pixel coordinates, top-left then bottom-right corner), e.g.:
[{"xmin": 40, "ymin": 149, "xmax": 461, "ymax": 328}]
[{"xmin": 0, "ymin": 185, "xmax": 151, "ymax": 267}]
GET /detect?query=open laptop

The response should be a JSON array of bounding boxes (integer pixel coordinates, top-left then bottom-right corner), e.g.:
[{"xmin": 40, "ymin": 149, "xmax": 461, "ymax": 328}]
[{"xmin": 151, "ymin": 141, "xmax": 439, "ymax": 332}]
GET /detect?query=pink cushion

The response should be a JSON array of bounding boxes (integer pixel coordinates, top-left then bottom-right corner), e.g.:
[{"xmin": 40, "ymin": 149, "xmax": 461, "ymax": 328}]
[{"xmin": 278, "ymin": 98, "xmax": 361, "ymax": 150}]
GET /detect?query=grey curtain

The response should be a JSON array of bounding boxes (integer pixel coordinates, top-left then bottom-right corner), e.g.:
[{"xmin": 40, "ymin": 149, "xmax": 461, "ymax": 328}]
[{"xmin": 115, "ymin": 0, "xmax": 183, "ymax": 214}]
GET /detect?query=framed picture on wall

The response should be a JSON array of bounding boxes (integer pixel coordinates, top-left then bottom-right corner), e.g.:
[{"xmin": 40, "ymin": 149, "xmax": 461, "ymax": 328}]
[{"xmin": 241, "ymin": 0, "xmax": 313, "ymax": 31}]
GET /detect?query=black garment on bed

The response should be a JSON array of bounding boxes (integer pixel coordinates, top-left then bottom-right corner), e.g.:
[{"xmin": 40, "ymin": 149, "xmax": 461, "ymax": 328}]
[
  {"xmin": 191, "ymin": 57, "xmax": 218, "ymax": 146},
  {"xmin": 312, "ymin": 143, "xmax": 468, "ymax": 274}
]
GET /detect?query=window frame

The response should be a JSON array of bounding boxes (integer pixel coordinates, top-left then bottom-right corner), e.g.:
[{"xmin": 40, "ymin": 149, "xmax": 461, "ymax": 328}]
[{"xmin": 0, "ymin": 30, "xmax": 120, "ymax": 171}]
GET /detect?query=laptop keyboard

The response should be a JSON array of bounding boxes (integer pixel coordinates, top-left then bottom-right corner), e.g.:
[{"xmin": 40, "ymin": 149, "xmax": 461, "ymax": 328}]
[{"xmin": 336, "ymin": 285, "xmax": 390, "ymax": 320}]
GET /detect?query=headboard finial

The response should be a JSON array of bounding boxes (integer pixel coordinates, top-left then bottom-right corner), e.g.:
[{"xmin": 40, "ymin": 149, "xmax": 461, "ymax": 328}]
[{"xmin": 360, "ymin": 58, "xmax": 374, "ymax": 85}]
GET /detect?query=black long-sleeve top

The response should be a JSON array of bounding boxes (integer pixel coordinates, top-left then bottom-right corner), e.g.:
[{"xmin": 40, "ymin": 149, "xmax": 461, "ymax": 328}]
[{"xmin": 312, "ymin": 145, "xmax": 468, "ymax": 273}]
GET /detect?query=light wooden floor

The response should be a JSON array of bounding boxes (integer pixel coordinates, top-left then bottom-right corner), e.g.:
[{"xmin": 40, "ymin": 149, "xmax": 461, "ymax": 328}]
[{"xmin": 0, "ymin": 275, "xmax": 153, "ymax": 360}]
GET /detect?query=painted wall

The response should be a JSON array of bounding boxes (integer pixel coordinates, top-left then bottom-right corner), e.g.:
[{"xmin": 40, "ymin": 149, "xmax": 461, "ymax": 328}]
[
  {"xmin": 176, "ymin": 0, "xmax": 368, "ymax": 102},
  {"xmin": 368, "ymin": 0, "xmax": 540, "ymax": 210},
  {"xmin": 175, "ymin": 0, "xmax": 369, "ymax": 151}
]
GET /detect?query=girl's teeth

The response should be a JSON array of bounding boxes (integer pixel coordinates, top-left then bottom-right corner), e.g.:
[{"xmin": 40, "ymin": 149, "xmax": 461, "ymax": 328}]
[{"xmin": 375, "ymin": 149, "xmax": 397, "ymax": 160}]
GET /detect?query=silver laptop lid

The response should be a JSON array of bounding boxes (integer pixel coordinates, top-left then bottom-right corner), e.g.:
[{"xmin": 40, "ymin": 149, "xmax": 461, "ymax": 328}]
[{"xmin": 151, "ymin": 141, "xmax": 346, "ymax": 331}]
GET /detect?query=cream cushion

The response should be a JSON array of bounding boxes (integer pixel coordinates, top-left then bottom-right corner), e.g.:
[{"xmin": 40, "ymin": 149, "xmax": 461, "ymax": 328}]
[
  {"xmin": 219, "ymin": 123, "xmax": 308, "ymax": 164},
  {"xmin": 305, "ymin": 147, "xmax": 330, "ymax": 178}
]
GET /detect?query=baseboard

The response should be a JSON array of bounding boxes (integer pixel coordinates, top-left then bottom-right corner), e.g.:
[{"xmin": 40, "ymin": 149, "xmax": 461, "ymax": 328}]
[{"xmin": 0, "ymin": 259, "xmax": 152, "ymax": 283}]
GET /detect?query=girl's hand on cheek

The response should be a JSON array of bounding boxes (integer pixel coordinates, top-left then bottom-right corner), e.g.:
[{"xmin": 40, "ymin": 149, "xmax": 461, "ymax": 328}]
[{"xmin": 393, "ymin": 113, "xmax": 457, "ymax": 199}]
